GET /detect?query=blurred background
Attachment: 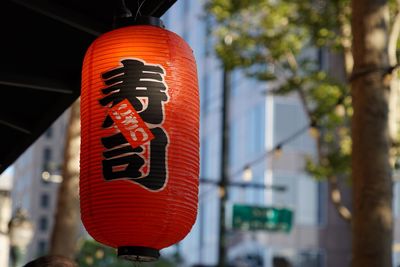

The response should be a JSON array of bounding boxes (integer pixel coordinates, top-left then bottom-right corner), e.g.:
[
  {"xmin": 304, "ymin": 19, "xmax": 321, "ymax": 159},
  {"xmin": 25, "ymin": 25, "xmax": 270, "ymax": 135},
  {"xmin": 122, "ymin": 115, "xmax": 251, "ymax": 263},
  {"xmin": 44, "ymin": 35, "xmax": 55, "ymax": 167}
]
[{"xmin": 1, "ymin": 1, "xmax": 400, "ymax": 267}]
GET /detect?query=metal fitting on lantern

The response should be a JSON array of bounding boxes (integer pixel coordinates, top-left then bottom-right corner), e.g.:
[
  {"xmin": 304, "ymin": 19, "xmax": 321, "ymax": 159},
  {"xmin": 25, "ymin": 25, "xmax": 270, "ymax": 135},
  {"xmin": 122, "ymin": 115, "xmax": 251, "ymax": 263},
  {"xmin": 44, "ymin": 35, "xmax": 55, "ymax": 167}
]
[
  {"xmin": 114, "ymin": 16, "xmax": 165, "ymax": 29},
  {"xmin": 112, "ymin": 0, "xmax": 165, "ymax": 29},
  {"xmin": 118, "ymin": 246, "xmax": 160, "ymax": 262}
]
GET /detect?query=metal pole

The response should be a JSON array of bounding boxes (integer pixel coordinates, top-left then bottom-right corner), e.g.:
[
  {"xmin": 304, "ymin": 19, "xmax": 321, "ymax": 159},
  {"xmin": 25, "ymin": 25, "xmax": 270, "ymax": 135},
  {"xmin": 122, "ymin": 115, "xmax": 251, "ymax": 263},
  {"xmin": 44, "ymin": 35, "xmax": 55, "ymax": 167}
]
[{"xmin": 217, "ymin": 67, "xmax": 231, "ymax": 267}]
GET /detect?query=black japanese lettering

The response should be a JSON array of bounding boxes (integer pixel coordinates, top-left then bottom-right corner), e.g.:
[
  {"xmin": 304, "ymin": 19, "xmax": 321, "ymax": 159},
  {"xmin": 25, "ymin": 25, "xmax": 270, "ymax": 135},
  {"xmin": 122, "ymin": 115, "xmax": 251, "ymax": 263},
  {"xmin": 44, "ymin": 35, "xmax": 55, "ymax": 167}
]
[
  {"xmin": 99, "ymin": 59, "xmax": 168, "ymax": 126},
  {"xmin": 99, "ymin": 59, "xmax": 169, "ymax": 191},
  {"xmin": 102, "ymin": 128, "xmax": 168, "ymax": 191}
]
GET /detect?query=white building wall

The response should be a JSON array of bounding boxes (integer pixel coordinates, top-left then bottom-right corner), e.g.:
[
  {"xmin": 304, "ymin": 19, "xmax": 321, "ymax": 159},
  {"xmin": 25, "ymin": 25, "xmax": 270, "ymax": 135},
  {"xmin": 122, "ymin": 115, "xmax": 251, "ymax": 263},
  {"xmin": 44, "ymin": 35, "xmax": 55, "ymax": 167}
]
[{"xmin": 11, "ymin": 109, "xmax": 69, "ymax": 263}]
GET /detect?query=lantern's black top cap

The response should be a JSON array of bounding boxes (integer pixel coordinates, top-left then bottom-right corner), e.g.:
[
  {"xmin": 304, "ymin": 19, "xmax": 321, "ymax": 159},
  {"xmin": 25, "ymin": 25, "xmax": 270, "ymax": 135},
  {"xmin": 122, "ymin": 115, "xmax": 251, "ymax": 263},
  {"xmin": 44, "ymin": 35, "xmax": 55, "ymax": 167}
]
[{"xmin": 114, "ymin": 16, "xmax": 164, "ymax": 29}]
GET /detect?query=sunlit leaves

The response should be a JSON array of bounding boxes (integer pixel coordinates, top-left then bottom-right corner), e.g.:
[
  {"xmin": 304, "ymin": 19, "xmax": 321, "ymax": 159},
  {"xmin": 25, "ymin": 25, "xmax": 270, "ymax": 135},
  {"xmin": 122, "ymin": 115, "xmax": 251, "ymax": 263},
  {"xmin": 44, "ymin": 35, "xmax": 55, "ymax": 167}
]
[
  {"xmin": 206, "ymin": 0, "xmax": 353, "ymax": 181},
  {"xmin": 207, "ymin": 0, "xmax": 309, "ymax": 70}
]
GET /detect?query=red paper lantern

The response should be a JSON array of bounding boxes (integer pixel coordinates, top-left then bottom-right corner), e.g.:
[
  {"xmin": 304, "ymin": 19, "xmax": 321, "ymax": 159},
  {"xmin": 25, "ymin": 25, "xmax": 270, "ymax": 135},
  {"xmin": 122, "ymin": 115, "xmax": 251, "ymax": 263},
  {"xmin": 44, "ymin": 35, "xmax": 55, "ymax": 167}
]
[{"xmin": 80, "ymin": 18, "xmax": 199, "ymax": 261}]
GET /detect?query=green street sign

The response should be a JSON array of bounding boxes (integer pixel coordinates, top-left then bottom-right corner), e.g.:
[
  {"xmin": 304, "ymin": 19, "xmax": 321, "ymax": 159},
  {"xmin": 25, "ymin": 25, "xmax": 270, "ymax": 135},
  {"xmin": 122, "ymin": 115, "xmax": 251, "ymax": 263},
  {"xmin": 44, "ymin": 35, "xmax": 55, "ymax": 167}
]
[{"xmin": 232, "ymin": 204, "xmax": 293, "ymax": 232}]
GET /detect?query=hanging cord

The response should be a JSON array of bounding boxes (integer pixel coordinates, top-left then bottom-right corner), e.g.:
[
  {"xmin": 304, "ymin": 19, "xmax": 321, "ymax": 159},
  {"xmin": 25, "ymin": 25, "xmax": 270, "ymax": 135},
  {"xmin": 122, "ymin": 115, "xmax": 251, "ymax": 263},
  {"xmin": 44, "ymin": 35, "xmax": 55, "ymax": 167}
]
[
  {"xmin": 119, "ymin": 0, "xmax": 133, "ymax": 17},
  {"xmin": 113, "ymin": 0, "xmax": 134, "ymax": 28},
  {"xmin": 113, "ymin": 0, "xmax": 132, "ymax": 28},
  {"xmin": 135, "ymin": 0, "xmax": 147, "ymax": 21}
]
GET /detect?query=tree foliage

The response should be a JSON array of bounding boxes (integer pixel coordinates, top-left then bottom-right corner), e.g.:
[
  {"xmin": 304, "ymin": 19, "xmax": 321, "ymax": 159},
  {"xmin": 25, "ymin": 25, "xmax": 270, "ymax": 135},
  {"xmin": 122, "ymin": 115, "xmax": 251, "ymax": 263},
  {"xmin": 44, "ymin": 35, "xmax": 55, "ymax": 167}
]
[
  {"xmin": 206, "ymin": 0, "xmax": 400, "ymax": 197},
  {"xmin": 76, "ymin": 239, "xmax": 178, "ymax": 267}
]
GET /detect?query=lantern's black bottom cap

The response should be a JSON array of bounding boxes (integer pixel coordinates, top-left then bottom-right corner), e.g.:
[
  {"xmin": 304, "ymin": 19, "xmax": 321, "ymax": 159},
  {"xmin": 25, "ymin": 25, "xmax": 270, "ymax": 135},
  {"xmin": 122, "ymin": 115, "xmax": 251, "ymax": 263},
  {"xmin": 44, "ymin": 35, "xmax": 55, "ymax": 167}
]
[{"xmin": 118, "ymin": 246, "xmax": 160, "ymax": 262}]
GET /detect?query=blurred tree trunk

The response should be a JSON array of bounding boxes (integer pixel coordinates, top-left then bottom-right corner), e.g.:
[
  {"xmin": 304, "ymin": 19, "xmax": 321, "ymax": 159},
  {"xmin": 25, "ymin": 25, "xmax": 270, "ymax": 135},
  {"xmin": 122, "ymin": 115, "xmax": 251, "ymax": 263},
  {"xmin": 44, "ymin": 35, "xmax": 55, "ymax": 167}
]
[
  {"xmin": 351, "ymin": 1, "xmax": 393, "ymax": 266},
  {"xmin": 49, "ymin": 98, "xmax": 81, "ymax": 259}
]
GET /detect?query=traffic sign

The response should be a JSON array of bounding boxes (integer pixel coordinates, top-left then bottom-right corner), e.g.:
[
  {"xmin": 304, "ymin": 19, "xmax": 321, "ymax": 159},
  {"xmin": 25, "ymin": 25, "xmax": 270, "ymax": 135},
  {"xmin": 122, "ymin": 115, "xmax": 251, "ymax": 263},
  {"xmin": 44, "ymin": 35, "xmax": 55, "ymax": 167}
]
[{"xmin": 232, "ymin": 204, "xmax": 293, "ymax": 232}]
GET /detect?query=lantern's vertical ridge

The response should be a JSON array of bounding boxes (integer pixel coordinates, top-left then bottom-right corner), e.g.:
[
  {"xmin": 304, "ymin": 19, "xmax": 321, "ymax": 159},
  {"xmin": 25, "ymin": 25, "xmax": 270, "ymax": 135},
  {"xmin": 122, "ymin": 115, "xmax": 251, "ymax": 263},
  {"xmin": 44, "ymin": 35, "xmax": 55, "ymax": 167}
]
[{"xmin": 80, "ymin": 24, "xmax": 199, "ymax": 261}]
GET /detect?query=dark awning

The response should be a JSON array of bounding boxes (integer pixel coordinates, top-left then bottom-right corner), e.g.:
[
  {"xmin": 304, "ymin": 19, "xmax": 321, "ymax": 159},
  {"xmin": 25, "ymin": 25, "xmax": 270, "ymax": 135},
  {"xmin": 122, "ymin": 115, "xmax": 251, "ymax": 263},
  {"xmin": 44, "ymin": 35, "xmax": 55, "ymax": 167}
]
[{"xmin": 0, "ymin": 0, "xmax": 176, "ymax": 174}]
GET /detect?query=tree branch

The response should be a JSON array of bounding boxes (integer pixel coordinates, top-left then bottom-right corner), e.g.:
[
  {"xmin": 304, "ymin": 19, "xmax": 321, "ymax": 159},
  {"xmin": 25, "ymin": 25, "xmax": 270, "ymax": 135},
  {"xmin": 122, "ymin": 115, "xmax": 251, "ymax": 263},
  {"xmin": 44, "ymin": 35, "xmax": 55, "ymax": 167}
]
[
  {"xmin": 328, "ymin": 175, "xmax": 352, "ymax": 222},
  {"xmin": 315, "ymin": 131, "xmax": 352, "ymax": 223},
  {"xmin": 388, "ymin": 1, "xmax": 400, "ymax": 164},
  {"xmin": 388, "ymin": 0, "xmax": 400, "ymax": 65},
  {"xmin": 285, "ymin": 52, "xmax": 314, "ymax": 119},
  {"xmin": 284, "ymin": 52, "xmax": 353, "ymax": 222},
  {"xmin": 50, "ymin": 99, "xmax": 81, "ymax": 259},
  {"xmin": 338, "ymin": 5, "xmax": 353, "ymax": 79}
]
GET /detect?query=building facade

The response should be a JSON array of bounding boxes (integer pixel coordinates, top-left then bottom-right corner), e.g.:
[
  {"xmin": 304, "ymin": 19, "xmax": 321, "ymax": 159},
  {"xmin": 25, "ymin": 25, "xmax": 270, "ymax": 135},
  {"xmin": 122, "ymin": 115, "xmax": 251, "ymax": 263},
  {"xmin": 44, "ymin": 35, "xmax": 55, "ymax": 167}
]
[
  {"xmin": 11, "ymin": 110, "xmax": 69, "ymax": 262},
  {"xmin": 164, "ymin": 1, "xmax": 352, "ymax": 267}
]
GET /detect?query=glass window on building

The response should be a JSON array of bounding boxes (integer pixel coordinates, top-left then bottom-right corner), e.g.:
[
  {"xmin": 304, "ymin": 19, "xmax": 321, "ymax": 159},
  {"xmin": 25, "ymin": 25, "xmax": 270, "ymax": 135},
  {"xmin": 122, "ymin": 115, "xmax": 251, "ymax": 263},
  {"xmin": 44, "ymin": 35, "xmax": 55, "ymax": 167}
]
[
  {"xmin": 182, "ymin": 0, "xmax": 190, "ymax": 42},
  {"xmin": 208, "ymin": 134, "xmax": 221, "ymax": 181},
  {"xmin": 39, "ymin": 216, "xmax": 48, "ymax": 232},
  {"xmin": 43, "ymin": 148, "xmax": 52, "ymax": 162},
  {"xmin": 296, "ymin": 176, "xmax": 318, "ymax": 225},
  {"xmin": 318, "ymin": 182, "xmax": 328, "ymax": 226},
  {"xmin": 45, "ymin": 126, "xmax": 53, "ymax": 139},
  {"xmin": 272, "ymin": 250, "xmax": 325, "ymax": 267},
  {"xmin": 229, "ymin": 121, "xmax": 241, "ymax": 169},
  {"xmin": 202, "ymin": 60, "xmax": 222, "ymax": 116},
  {"xmin": 297, "ymin": 251, "xmax": 325, "ymax": 267},
  {"xmin": 40, "ymin": 193, "xmax": 50, "ymax": 208},
  {"xmin": 246, "ymin": 104, "xmax": 265, "ymax": 159},
  {"xmin": 231, "ymin": 69, "xmax": 240, "ymax": 97},
  {"xmin": 42, "ymin": 147, "xmax": 52, "ymax": 172},
  {"xmin": 202, "ymin": 134, "xmax": 220, "ymax": 181},
  {"xmin": 393, "ymin": 181, "xmax": 400, "ymax": 218},
  {"xmin": 247, "ymin": 166, "xmax": 265, "ymax": 205},
  {"xmin": 200, "ymin": 69, "xmax": 210, "ymax": 116},
  {"xmin": 272, "ymin": 174, "xmax": 297, "ymax": 208},
  {"xmin": 208, "ymin": 59, "xmax": 223, "ymax": 113},
  {"xmin": 200, "ymin": 138, "xmax": 208, "ymax": 179},
  {"xmin": 318, "ymin": 47, "xmax": 329, "ymax": 71},
  {"xmin": 273, "ymin": 101, "xmax": 315, "ymax": 153},
  {"xmin": 37, "ymin": 240, "xmax": 47, "ymax": 256},
  {"xmin": 272, "ymin": 173, "xmax": 318, "ymax": 225},
  {"xmin": 42, "ymin": 148, "xmax": 55, "ymax": 182}
]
